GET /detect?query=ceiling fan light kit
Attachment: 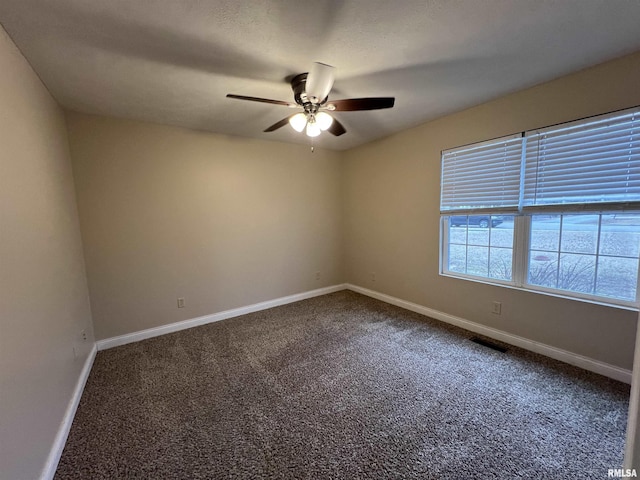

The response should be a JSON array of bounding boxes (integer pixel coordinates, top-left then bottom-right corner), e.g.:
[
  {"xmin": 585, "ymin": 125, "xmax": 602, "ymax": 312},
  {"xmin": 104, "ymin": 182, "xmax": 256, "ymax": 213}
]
[
  {"xmin": 226, "ymin": 62, "xmax": 395, "ymax": 140},
  {"xmin": 315, "ymin": 111, "xmax": 333, "ymax": 131},
  {"xmin": 306, "ymin": 120, "xmax": 321, "ymax": 137},
  {"xmin": 289, "ymin": 113, "xmax": 307, "ymax": 132},
  {"xmin": 288, "ymin": 111, "xmax": 334, "ymax": 137}
]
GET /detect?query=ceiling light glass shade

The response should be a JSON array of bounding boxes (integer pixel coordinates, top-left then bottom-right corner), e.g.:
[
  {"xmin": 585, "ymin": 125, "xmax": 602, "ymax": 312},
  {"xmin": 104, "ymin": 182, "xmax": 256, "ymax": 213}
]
[
  {"xmin": 289, "ymin": 113, "xmax": 307, "ymax": 132},
  {"xmin": 306, "ymin": 121, "xmax": 321, "ymax": 137},
  {"xmin": 316, "ymin": 112, "xmax": 333, "ymax": 131}
]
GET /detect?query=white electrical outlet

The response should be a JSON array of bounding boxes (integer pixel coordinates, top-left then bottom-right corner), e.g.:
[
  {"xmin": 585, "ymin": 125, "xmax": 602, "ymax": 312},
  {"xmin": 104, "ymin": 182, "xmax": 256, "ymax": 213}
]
[
  {"xmin": 316, "ymin": 271, "xmax": 321, "ymax": 280},
  {"xmin": 492, "ymin": 301, "xmax": 502, "ymax": 315},
  {"xmin": 81, "ymin": 329, "xmax": 87, "ymax": 342},
  {"xmin": 177, "ymin": 297, "xmax": 185, "ymax": 308},
  {"xmin": 370, "ymin": 272, "xmax": 376, "ymax": 283}
]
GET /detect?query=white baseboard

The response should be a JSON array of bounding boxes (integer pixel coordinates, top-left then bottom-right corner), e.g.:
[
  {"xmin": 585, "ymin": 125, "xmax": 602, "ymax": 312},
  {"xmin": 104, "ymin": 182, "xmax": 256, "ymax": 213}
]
[
  {"xmin": 97, "ymin": 284, "xmax": 348, "ymax": 351},
  {"xmin": 346, "ymin": 283, "xmax": 633, "ymax": 384},
  {"xmin": 96, "ymin": 281, "xmax": 632, "ymax": 382},
  {"xmin": 40, "ymin": 343, "xmax": 97, "ymax": 480}
]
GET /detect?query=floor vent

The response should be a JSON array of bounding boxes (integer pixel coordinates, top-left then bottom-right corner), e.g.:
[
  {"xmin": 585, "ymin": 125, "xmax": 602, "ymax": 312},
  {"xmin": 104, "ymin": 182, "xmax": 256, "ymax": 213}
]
[{"xmin": 470, "ymin": 337, "xmax": 508, "ymax": 353}]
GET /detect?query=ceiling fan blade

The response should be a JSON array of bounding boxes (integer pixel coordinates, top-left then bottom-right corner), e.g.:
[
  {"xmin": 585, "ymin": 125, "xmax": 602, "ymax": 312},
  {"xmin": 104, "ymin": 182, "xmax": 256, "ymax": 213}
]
[
  {"xmin": 327, "ymin": 117, "xmax": 346, "ymax": 136},
  {"xmin": 264, "ymin": 115, "xmax": 295, "ymax": 132},
  {"xmin": 226, "ymin": 94, "xmax": 296, "ymax": 107},
  {"xmin": 327, "ymin": 97, "xmax": 395, "ymax": 111},
  {"xmin": 306, "ymin": 62, "xmax": 335, "ymax": 104}
]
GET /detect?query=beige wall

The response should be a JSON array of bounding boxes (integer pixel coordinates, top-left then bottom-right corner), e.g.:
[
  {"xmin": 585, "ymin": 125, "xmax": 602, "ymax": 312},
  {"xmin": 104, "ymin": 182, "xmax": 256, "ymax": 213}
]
[
  {"xmin": 343, "ymin": 52, "xmax": 640, "ymax": 370},
  {"xmin": 1, "ymin": 24, "xmax": 637, "ymax": 475},
  {"xmin": 66, "ymin": 113, "xmax": 343, "ymax": 340},
  {"xmin": 0, "ymin": 27, "xmax": 94, "ymax": 479}
]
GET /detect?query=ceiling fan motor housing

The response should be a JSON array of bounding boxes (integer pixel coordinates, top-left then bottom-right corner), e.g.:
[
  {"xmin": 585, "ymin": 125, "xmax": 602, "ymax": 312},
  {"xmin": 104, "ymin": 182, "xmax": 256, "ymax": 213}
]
[{"xmin": 291, "ymin": 73, "xmax": 324, "ymax": 113}]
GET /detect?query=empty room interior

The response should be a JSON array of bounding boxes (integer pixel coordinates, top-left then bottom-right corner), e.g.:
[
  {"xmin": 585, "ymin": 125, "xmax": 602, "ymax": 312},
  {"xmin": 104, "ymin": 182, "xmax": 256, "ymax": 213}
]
[{"xmin": 2, "ymin": 1, "xmax": 640, "ymax": 479}]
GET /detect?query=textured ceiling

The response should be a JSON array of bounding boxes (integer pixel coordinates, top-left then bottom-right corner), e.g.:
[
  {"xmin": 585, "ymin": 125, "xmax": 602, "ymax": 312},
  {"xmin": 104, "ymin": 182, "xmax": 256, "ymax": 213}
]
[{"xmin": 1, "ymin": 0, "xmax": 640, "ymax": 150}]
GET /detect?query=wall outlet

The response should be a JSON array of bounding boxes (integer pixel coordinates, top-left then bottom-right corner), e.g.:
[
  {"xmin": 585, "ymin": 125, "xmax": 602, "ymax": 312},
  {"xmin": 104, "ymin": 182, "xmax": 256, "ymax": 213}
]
[
  {"xmin": 177, "ymin": 297, "xmax": 185, "ymax": 308},
  {"xmin": 315, "ymin": 271, "xmax": 321, "ymax": 281},
  {"xmin": 492, "ymin": 301, "xmax": 502, "ymax": 315},
  {"xmin": 370, "ymin": 272, "xmax": 376, "ymax": 283},
  {"xmin": 81, "ymin": 329, "xmax": 87, "ymax": 342}
]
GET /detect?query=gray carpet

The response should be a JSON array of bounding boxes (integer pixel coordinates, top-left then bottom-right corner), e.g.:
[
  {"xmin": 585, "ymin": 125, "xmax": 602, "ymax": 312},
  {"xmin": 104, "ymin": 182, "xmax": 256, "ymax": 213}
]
[{"xmin": 55, "ymin": 291, "xmax": 629, "ymax": 479}]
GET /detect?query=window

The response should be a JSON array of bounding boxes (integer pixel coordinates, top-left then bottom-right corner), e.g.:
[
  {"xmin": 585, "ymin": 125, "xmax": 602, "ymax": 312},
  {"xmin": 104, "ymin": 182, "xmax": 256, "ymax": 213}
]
[
  {"xmin": 440, "ymin": 107, "xmax": 640, "ymax": 307},
  {"xmin": 446, "ymin": 215, "xmax": 515, "ymax": 281},
  {"xmin": 528, "ymin": 213, "xmax": 640, "ymax": 302}
]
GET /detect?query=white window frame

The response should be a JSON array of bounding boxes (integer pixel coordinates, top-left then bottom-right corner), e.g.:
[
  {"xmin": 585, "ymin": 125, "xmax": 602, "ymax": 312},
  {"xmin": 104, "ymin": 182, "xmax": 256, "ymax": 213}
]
[
  {"xmin": 440, "ymin": 214, "xmax": 518, "ymax": 288},
  {"xmin": 439, "ymin": 106, "xmax": 640, "ymax": 310},
  {"xmin": 523, "ymin": 212, "xmax": 640, "ymax": 308},
  {"xmin": 441, "ymin": 212, "xmax": 640, "ymax": 309}
]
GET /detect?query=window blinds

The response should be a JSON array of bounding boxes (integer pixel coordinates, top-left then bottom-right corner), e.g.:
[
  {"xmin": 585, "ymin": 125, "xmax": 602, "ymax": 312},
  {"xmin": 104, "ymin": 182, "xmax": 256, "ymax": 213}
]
[
  {"xmin": 523, "ymin": 108, "xmax": 640, "ymax": 209},
  {"xmin": 440, "ymin": 107, "xmax": 640, "ymax": 213},
  {"xmin": 440, "ymin": 134, "xmax": 523, "ymax": 212}
]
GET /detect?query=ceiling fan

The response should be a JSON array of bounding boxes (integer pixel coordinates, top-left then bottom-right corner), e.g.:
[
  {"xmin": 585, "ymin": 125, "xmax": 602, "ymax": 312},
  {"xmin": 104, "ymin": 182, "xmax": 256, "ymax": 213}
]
[{"xmin": 226, "ymin": 62, "xmax": 395, "ymax": 138}]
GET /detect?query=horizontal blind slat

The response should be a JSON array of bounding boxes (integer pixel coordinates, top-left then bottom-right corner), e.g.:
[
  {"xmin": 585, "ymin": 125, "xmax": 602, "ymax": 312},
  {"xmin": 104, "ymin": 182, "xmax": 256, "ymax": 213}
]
[
  {"xmin": 441, "ymin": 134, "xmax": 523, "ymax": 210},
  {"xmin": 527, "ymin": 120, "xmax": 639, "ymax": 146},
  {"xmin": 442, "ymin": 159, "xmax": 523, "ymax": 176},
  {"xmin": 525, "ymin": 143, "xmax": 639, "ymax": 164},
  {"xmin": 523, "ymin": 108, "xmax": 640, "ymax": 208},
  {"xmin": 441, "ymin": 107, "xmax": 640, "ymax": 212}
]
